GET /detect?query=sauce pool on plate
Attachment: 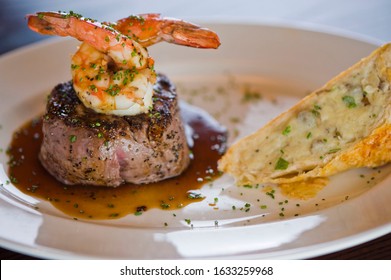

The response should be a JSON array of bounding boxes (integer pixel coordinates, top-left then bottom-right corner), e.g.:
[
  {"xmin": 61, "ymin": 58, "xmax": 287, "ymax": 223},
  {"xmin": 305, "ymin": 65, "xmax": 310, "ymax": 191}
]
[{"xmin": 7, "ymin": 102, "xmax": 227, "ymax": 220}]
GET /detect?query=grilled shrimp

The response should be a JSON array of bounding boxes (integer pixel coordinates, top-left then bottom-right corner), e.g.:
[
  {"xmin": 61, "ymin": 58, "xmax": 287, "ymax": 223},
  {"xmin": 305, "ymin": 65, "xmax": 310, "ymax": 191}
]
[
  {"xmin": 114, "ymin": 13, "xmax": 220, "ymax": 49},
  {"xmin": 27, "ymin": 11, "xmax": 220, "ymax": 115},
  {"xmin": 27, "ymin": 11, "xmax": 155, "ymax": 115}
]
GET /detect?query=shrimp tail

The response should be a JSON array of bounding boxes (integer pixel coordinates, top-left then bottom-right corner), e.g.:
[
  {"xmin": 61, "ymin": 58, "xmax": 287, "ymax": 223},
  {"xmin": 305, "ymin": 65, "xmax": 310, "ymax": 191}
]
[
  {"xmin": 26, "ymin": 13, "xmax": 58, "ymax": 36},
  {"xmin": 26, "ymin": 12, "xmax": 122, "ymax": 54},
  {"xmin": 115, "ymin": 14, "xmax": 220, "ymax": 49},
  {"xmin": 160, "ymin": 21, "xmax": 221, "ymax": 49},
  {"xmin": 26, "ymin": 12, "xmax": 77, "ymax": 37}
]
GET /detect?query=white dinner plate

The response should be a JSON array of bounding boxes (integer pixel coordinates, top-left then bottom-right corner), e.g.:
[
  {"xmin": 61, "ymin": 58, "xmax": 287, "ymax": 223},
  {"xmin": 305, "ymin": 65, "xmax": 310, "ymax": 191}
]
[{"xmin": 0, "ymin": 21, "xmax": 390, "ymax": 259}]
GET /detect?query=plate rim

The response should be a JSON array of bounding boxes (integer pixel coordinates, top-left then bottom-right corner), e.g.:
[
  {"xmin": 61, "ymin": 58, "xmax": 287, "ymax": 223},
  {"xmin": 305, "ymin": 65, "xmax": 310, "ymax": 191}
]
[{"xmin": 0, "ymin": 21, "xmax": 390, "ymax": 260}]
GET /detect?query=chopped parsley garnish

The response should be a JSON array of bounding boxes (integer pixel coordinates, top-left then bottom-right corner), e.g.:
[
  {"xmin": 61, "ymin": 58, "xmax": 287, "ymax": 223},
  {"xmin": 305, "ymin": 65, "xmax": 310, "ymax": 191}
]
[
  {"xmin": 275, "ymin": 157, "xmax": 289, "ymax": 170},
  {"xmin": 105, "ymin": 84, "xmax": 121, "ymax": 96},
  {"xmin": 127, "ymin": 15, "xmax": 146, "ymax": 24},
  {"xmin": 327, "ymin": 148, "xmax": 341, "ymax": 154},
  {"xmin": 314, "ymin": 104, "xmax": 322, "ymax": 110},
  {"xmin": 89, "ymin": 85, "xmax": 97, "ymax": 92},
  {"xmin": 160, "ymin": 202, "xmax": 170, "ymax": 209},
  {"xmin": 342, "ymin": 96, "xmax": 357, "ymax": 108},
  {"xmin": 266, "ymin": 190, "xmax": 275, "ymax": 199},
  {"xmin": 311, "ymin": 104, "xmax": 322, "ymax": 118},
  {"xmin": 69, "ymin": 135, "xmax": 77, "ymax": 143},
  {"xmin": 10, "ymin": 176, "xmax": 18, "ymax": 184},
  {"xmin": 242, "ymin": 89, "xmax": 262, "ymax": 102},
  {"xmin": 282, "ymin": 125, "xmax": 291, "ymax": 135}
]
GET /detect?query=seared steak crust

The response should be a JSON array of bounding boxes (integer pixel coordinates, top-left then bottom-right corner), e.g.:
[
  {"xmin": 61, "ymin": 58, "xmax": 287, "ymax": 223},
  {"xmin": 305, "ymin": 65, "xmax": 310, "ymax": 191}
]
[{"xmin": 39, "ymin": 74, "xmax": 190, "ymax": 187}]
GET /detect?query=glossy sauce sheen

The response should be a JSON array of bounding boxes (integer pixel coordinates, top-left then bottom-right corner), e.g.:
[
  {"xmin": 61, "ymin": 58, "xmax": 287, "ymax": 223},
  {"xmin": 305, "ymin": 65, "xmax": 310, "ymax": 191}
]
[{"xmin": 8, "ymin": 103, "xmax": 227, "ymax": 220}]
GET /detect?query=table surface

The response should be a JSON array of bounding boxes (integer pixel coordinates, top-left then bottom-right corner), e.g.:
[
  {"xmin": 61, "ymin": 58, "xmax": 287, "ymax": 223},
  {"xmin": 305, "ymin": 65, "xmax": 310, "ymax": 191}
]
[{"xmin": 1, "ymin": 0, "xmax": 391, "ymax": 260}]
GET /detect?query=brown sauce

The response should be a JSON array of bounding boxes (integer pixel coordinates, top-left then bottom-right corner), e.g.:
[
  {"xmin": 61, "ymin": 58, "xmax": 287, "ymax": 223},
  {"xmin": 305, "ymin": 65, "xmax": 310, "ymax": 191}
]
[{"xmin": 7, "ymin": 103, "xmax": 227, "ymax": 220}]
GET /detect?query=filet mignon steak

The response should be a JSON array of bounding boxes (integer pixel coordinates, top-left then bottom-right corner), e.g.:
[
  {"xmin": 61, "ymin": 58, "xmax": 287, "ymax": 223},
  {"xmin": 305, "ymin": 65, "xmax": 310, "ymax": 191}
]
[{"xmin": 39, "ymin": 74, "xmax": 190, "ymax": 187}]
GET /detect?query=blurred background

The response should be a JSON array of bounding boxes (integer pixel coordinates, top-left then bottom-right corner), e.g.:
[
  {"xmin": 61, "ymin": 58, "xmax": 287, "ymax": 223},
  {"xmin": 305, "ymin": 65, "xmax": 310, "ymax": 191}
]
[{"xmin": 1, "ymin": 0, "xmax": 390, "ymax": 54}]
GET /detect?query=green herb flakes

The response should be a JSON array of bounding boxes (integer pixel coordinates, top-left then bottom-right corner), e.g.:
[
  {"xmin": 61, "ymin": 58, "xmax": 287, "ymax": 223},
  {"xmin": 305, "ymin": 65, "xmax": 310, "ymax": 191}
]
[
  {"xmin": 282, "ymin": 125, "xmax": 291, "ymax": 135},
  {"xmin": 160, "ymin": 202, "xmax": 170, "ymax": 209},
  {"xmin": 327, "ymin": 148, "xmax": 341, "ymax": 154},
  {"xmin": 69, "ymin": 135, "xmax": 77, "ymax": 143},
  {"xmin": 342, "ymin": 96, "xmax": 357, "ymax": 108},
  {"xmin": 266, "ymin": 190, "xmax": 275, "ymax": 199},
  {"xmin": 275, "ymin": 157, "xmax": 289, "ymax": 170},
  {"xmin": 242, "ymin": 89, "xmax": 262, "ymax": 102}
]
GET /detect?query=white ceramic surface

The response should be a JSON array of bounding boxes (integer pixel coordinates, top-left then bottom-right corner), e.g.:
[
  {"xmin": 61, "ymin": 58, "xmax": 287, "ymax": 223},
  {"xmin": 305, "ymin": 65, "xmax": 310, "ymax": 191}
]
[{"xmin": 0, "ymin": 22, "xmax": 390, "ymax": 259}]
